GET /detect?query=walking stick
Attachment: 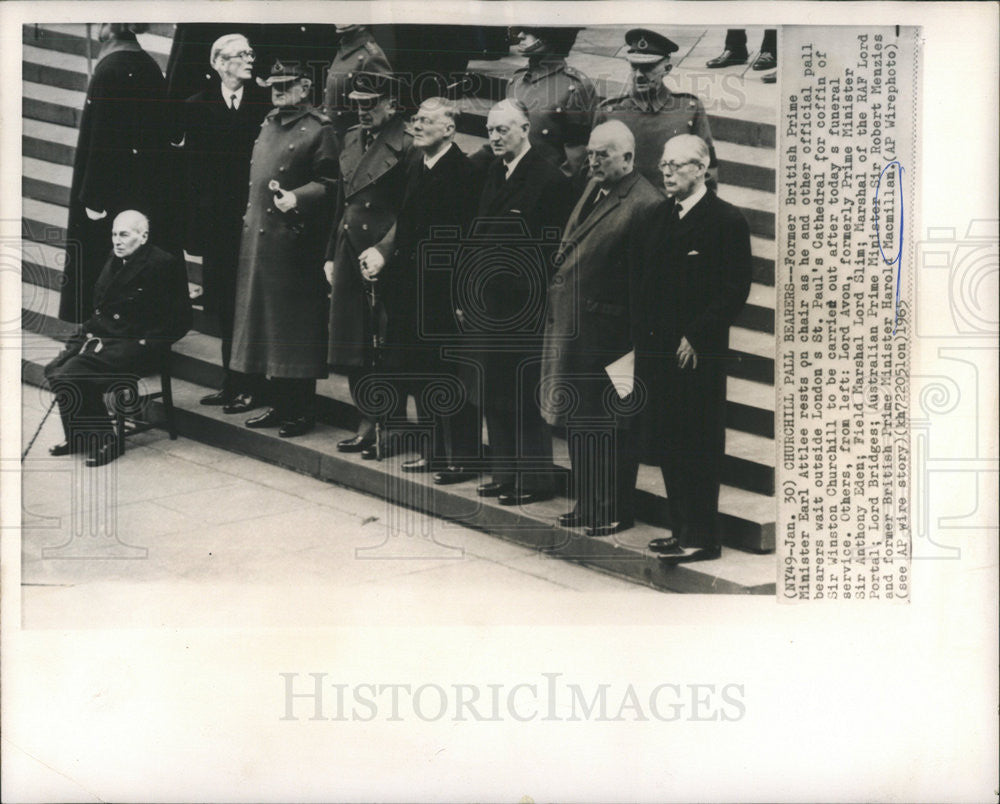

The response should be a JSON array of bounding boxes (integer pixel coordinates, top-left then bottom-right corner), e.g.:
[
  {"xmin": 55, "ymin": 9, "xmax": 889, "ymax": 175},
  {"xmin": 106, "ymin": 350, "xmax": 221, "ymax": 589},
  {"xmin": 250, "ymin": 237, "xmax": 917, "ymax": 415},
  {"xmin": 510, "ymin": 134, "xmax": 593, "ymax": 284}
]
[
  {"xmin": 22, "ymin": 397, "xmax": 58, "ymax": 462},
  {"xmin": 364, "ymin": 272, "xmax": 385, "ymax": 461}
]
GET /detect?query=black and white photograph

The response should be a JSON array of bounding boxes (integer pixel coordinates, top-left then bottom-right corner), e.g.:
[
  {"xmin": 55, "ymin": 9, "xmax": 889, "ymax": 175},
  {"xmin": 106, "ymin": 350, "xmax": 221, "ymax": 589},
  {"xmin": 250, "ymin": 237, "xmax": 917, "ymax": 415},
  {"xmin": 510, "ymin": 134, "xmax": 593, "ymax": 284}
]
[{"xmin": 1, "ymin": 2, "xmax": 997, "ymax": 802}]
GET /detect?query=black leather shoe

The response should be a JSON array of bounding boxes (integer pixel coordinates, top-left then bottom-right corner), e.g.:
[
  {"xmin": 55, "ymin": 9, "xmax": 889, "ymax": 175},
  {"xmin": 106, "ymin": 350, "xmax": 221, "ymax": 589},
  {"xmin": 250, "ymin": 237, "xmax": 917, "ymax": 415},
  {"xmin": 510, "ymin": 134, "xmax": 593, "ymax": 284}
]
[
  {"xmin": 558, "ymin": 511, "xmax": 586, "ymax": 528},
  {"xmin": 658, "ymin": 545, "xmax": 722, "ymax": 565},
  {"xmin": 278, "ymin": 417, "xmax": 314, "ymax": 438},
  {"xmin": 199, "ymin": 390, "xmax": 230, "ymax": 406},
  {"xmin": 498, "ymin": 489, "xmax": 551, "ymax": 506},
  {"xmin": 585, "ymin": 520, "xmax": 634, "ymax": 537},
  {"xmin": 751, "ymin": 51, "xmax": 776, "ymax": 70},
  {"xmin": 337, "ymin": 433, "xmax": 374, "ymax": 453},
  {"xmin": 48, "ymin": 441, "xmax": 80, "ymax": 457},
  {"xmin": 433, "ymin": 466, "xmax": 478, "ymax": 485},
  {"xmin": 85, "ymin": 439, "xmax": 122, "ymax": 468},
  {"xmin": 223, "ymin": 393, "xmax": 259, "ymax": 414},
  {"xmin": 476, "ymin": 481, "xmax": 507, "ymax": 497},
  {"xmin": 648, "ymin": 536, "xmax": 684, "ymax": 555},
  {"xmin": 401, "ymin": 457, "xmax": 437, "ymax": 473},
  {"xmin": 761, "ymin": 71, "xmax": 776, "ymax": 84},
  {"xmin": 706, "ymin": 49, "xmax": 748, "ymax": 68},
  {"xmin": 245, "ymin": 407, "xmax": 281, "ymax": 428}
]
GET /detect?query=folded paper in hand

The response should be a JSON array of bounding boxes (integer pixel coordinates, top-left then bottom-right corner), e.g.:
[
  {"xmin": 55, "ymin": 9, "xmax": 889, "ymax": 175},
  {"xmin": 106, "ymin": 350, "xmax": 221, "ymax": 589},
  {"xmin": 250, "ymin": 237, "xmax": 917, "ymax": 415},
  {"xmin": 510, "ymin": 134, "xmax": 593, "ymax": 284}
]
[{"xmin": 604, "ymin": 349, "xmax": 634, "ymax": 399}]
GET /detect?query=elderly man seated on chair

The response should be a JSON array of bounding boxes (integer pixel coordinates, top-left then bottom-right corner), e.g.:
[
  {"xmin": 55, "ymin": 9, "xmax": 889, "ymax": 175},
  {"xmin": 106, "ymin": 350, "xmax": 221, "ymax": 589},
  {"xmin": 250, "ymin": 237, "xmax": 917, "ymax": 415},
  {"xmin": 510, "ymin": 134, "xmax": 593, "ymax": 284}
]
[{"xmin": 44, "ymin": 210, "xmax": 192, "ymax": 467}]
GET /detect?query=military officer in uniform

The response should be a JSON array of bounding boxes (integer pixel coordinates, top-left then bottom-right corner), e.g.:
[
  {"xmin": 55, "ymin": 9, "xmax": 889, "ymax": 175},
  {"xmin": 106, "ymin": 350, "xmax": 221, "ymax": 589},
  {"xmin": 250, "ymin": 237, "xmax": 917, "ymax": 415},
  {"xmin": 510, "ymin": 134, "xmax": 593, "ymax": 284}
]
[
  {"xmin": 323, "ymin": 25, "xmax": 392, "ymax": 139},
  {"xmin": 325, "ymin": 71, "xmax": 413, "ymax": 457},
  {"xmin": 506, "ymin": 26, "xmax": 596, "ymax": 180},
  {"xmin": 593, "ymin": 28, "xmax": 718, "ymax": 192},
  {"xmin": 229, "ymin": 61, "xmax": 340, "ymax": 438}
]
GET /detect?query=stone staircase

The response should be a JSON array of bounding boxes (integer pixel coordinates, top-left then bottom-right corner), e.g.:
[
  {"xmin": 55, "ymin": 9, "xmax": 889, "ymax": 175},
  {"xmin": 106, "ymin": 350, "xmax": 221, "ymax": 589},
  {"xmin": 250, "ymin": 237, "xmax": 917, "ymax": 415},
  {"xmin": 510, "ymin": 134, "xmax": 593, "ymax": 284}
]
[{"xmin": 19, "ymin": 23, "xmax": 777, "ymax": 594}]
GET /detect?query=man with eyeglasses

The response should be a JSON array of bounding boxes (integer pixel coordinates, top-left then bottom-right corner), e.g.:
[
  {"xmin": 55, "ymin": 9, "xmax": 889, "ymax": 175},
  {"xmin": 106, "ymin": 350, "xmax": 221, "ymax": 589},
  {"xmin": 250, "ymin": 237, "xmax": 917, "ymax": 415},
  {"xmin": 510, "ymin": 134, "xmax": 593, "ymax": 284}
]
[
  {"xmin": 326, "ymin": 70, "xmax": 413, "ymax": 458},
  {"xmin": 631, "ymin": 134, "xmax": 751, "ymax": 564},
  {"xmin": 593, "ymin": 28, "xmax": 717, "ymax": 193},
  {"xmin": 540, "ymin": 120, "xmax": 662, "ymax": 536},
  {"xmin": 176, "ymin": 34, "xmax": 270, "ymax": 413}
]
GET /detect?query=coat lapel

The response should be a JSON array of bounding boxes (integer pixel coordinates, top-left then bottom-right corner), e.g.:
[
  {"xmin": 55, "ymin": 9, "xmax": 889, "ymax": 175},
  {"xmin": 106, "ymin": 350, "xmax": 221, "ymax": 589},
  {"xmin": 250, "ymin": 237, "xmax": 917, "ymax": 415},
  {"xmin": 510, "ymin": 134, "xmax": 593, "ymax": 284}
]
[
  {"xmin": 557, "ymin": 173, "xmax": 636, "ymax": 261},
  {"xmin": 669, "ymin": 190, "xmax": 713, "ymax": 245},
  {"xmin": 483, "ymin": 148, "xmax": 532, "ymax": 214},
  {"xmin": 346, "ymin": 116, "xmax": 407, "ymax": 196}
]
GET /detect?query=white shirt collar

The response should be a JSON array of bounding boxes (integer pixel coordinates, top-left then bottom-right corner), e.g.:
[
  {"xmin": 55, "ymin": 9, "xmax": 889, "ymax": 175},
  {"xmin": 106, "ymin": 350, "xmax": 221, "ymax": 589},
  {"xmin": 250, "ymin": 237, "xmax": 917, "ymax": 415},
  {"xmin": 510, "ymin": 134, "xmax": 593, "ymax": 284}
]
[
  {"xmin": 503, "ymin": 143, "xmax": 531, "ymax": 178},
  {"xmin": 220, "ymin": 83, "xmax": 245, "ymax": 109},
  {"xmin": 422, "ymin": 141, "xmax": 453, "ymax": 171},
  {"xmin": 676, "ymin": 183, "xmax": 707, "ymax": 219}
]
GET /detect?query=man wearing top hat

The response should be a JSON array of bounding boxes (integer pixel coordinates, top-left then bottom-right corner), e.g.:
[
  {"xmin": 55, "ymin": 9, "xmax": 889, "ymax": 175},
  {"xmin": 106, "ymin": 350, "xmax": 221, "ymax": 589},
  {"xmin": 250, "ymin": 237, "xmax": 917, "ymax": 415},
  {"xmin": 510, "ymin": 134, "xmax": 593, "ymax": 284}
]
[
  {"xmin": 325, "ymin": 70, "xmax": 414, "ymax": 458},
  {"xmin": 506, "ymin": 26, "xmax": 597, "ymax": 181},
  {"xmin": 594, "ymin": 28, "xmax": 717, "ymax": 193},
  {"xmin": 323, "ymin": 24, "xmax": 392, "ymax": 140},
  {"xmin": 229, "ymin": 60, "xmax": 340, "ymax": 438}
]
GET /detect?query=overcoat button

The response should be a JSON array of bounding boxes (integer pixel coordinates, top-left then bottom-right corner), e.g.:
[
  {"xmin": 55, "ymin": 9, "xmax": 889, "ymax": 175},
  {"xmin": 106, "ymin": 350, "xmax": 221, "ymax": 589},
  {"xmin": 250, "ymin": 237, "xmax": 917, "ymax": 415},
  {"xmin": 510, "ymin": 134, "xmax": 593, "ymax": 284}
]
[
  {"xmin": 555, "ymin": 107, "xmax": 562, "ymax": 112},
  {"xmin": 289, "ymin": 144, "xmax": 295, "ymax": 150},
  {"xmin": 259, "ymin": 228, "xmax": 265, "ymax": 234},
  {"xmin": 344, "ymin": 224, "xmax": 349, "ymax": 230},
  {"xmin": 279, "ymin": 166, "xmax": 285, "ymax": 172},
  {"xmin": 364, "ymin": 201, "xmax": 371, "ymax": 208},
  {"xmin": 267, "ymin": 208, "xmax": 273, "ymax": 214},
  {"xmin": 362, "ymin": 224, "xmax": 368, "ymax": 230},
  {"xmin": 113, "ymin": 314, "xmax": 120, "ymax": 320},
  {"xmin": 542, "ymin": 129, "xmax": 549, "ymax": 135}
]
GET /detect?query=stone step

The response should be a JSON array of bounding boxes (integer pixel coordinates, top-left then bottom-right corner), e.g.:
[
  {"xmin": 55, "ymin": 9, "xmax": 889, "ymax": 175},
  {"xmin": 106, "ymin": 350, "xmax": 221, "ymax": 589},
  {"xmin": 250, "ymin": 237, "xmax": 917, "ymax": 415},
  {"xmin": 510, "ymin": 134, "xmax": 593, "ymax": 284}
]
[
  {"xmin": 21, "ymin": 287, "xmax": 777, "ymax": 518},
  {"xmin": 21, "ymin": 336, "xmax": 774, "ymax": 594}
]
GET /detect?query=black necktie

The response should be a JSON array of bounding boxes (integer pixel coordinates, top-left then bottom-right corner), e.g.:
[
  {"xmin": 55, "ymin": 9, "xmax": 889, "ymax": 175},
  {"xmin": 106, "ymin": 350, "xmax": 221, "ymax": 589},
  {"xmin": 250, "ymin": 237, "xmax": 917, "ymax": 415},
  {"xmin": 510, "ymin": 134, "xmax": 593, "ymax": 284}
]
[
  {"xmin": 363, "ymin": 131, "xmax": 374, "ymax": 152},
  {"xmin": 668, "ymin": 201, "xmax": 681, "ymax": 226},
  {"xmin": 577, "ymin": 187, "xmax": 604, "ymax": 222},
  {"xmin": 229, "ymin": 93, "xmax": 238, "ymax": 111}
]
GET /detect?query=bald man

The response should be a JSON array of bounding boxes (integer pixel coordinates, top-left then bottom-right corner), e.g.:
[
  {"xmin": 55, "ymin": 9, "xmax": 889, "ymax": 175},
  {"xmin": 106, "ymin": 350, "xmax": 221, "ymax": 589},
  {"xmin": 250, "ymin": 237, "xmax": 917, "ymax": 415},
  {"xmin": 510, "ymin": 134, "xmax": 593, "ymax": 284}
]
[
  {"xmin": 540, "ymin": 121, "xmax": 662, "ymax": 535},
  {"xmin": 631, "ymin": 135, "xmax": 752, "ymax": 563},
  {"xmin": 469, "ymin": 98, "xmax": 574, "ymax": 506},
  {"xmin": 44, "ymin": 211, "xmax": 192, "ymax": 467}
]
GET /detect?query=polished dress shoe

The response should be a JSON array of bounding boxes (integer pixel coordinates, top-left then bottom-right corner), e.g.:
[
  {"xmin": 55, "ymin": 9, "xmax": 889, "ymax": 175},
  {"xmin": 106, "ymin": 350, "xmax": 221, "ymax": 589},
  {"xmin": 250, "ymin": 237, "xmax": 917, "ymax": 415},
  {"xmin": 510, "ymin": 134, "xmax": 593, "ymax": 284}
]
[
  {"xmin": 648, "ymin": 536, "xmax": 684, "ymax": 555},
  {"xmin": 401, "ymin": 457, "xmax": 438, "ymax": 473},
  {"xmin": 584, "ymin": 520, "xmax": 634, "ymax": 537},
  {"xmin": 85, "ymin": 439, "xmax": 122, "ymax": 468},
  {"xmin": 658, "ymin": 545, "xmax": 722, "ymax": 565},
  {"xmin": 222, "ymin": 393, "xmax": 259, "ymax": 414},
  {"xmin": 245, "ymin": 407, "xmax": 281, "ymax": 428},
  {"xmin": 361, "ymin": 436, "xmax": 396, "ymax": 460},
  {"xmin": 199, "ymin": 389, "xmax": 230, "ymax": 406},
  {"xmin": 558, "ymin": 511, "xmax": 586, "ymax": 528},
  {"xmin": 477, "ymin": 481, "xmax": 508, "ymax": 498},
  {"xmin": 498, "ymin": 489, "xmax": 551, "ymax": 506},
  {"xmin": 761, "ymin": 71, "xmax": 776, "ymax": 84},
  {"xmin": 49, "ymin": 441, "xmax": 81, "ymax": 457},
  {"xmin": 433, "ymin": 466, "xmax": 478, "ymax": 485},
  {"xmin": 336, "ymin": 433, "xmax": 374, "ymax": 453},
  {"xmin": 751, "ymin": 51, "xmax": 776, "ymax": 70},
  {"xmin": 706, "ymin": 49, "xmax": 748, "ymax": 68},
  {"xmin": 278, "ymin": 417, "xmax": 314, "ymax": 438}
]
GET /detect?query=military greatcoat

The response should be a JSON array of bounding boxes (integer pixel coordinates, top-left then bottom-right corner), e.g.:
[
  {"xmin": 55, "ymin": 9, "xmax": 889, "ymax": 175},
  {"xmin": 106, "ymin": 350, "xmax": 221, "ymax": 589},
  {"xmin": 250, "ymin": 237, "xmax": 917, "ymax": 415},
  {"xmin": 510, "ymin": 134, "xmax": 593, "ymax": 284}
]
[
  {"xmin": 594, "ymin": 84, "xmax": 717, "ymax": 192},
  {"xmin": 230, "ymin": 104, "xmax": 339, "ymax": 379},
  {"xmin": 326, "ymin": 115, "xmax": 413, "ymax": 370},
  {"xmin": 507, "ymin": 57, "xmax": 597, "ymax": 177},
  {"xmin": 322, "ymin": 27, "xmax": 392, "ymax": 138}
]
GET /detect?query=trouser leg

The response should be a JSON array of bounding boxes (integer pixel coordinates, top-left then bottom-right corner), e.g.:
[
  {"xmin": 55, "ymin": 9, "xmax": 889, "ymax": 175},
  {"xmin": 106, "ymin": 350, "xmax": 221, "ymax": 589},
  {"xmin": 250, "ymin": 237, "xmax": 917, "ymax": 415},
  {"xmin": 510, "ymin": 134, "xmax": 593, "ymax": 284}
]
[
  {"xmin": 271, "ymin": 377, "xmax": 316, "ymax": 420},
  {"xmin": 724, "ymin": 29, "xmax": 748, "ymax": 54},
  {"xmin": 760, "ymin": 28, "xmax": 777, "ymax": 55}
]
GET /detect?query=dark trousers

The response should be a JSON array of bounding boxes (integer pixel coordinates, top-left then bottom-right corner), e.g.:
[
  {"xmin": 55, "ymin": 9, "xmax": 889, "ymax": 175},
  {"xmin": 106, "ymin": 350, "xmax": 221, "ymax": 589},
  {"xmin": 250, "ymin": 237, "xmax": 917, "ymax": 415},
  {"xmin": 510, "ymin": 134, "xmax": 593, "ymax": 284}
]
[
  {"xmin": 567, "ymin": 422, "xmax": 636, "ymax": 527},
  {"xmin": 482, "ymin": 352, "xmax": 552, "ymax": 492},
  {"xmin": 723, "ymin": 29, "xmax": 776, "ymax": 55},
  {"xmin": 642, "ymin": 360, "xmax": 728, "ymax": 549},
  {"xmin": 412, "ymin": 377, "xmax": 481, "ymax": 467},
  {"xmin": 347, "ymin": 367, "xmax": 409, "ymax": 435},
  {"xmin": 269, "ymin": 377, "xmax": 316, "ymax": 420},
  {"xmin": 202, "ymin": 248, "xmax": 260, "ymax": 399}
]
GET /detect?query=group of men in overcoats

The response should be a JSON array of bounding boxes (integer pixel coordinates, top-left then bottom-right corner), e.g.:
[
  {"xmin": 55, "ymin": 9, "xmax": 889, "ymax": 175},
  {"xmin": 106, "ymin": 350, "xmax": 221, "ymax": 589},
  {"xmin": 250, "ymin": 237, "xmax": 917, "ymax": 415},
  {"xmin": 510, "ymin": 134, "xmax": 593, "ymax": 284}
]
[{"xmin": 52, "ymin": 24, "xmax": 752, "ymax": 564}]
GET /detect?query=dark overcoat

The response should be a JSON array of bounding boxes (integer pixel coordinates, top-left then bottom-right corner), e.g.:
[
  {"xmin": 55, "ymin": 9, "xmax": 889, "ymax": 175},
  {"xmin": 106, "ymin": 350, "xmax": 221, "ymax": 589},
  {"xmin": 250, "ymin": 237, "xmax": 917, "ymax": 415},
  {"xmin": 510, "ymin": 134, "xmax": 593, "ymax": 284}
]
[
  {"xmin": 631, "ymin": 190, "xmax": 752, "ymax": 460},
  {"xmin": 540, "ymin": 171, "xmax": 662, "ymax": 425},
  {"xmin": 47, "ymin": 243, "xmax": 192, "ymax": 378},
  {"xmin": 178, "ymin": 82, "xmax": 271, "ymax": 308},
  {"xmin": 594, "ymin": 85, "xmax": 717, "ymax": 193},
  {"xmin": 322, "ymin": 27, "xmax": 392, "ymax": 138},
  {"xmin": 377, "ymin": 143, "xmax": 479, "ymax": 370},
  {"xmin": 60, "ymin": 41, "xmax": 171, "ymax": 323},
  {"xmin": 230, "ymin": 104, "xmax": 339, "ymax": 379},
  {"xmin": 326, "ymin": 115, "xmax": 412, "ymax": 369}
]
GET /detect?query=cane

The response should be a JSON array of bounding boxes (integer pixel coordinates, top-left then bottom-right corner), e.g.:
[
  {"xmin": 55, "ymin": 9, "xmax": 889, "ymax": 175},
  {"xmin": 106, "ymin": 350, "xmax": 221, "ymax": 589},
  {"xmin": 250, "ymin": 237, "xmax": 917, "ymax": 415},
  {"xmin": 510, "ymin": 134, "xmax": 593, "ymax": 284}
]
[
  {"xmin": 22, "ymin": 396, "xmax": 58, "ymax": 462},
  {"xmin": 364, "ymin": 272, "xmax": 385, "ymax": 461}
]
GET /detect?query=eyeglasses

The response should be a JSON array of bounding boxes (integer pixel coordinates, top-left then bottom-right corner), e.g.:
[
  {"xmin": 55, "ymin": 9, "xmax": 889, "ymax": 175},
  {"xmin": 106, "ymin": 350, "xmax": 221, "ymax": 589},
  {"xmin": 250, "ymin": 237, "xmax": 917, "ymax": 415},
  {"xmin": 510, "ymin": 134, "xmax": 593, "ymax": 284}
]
[
  {"xmin": 658, "ymin": 159, "xmax": 700, "ymax": 173},
  {"xmin": 221, "ymin": 49, "xmax": 255, "ymax": 62}
]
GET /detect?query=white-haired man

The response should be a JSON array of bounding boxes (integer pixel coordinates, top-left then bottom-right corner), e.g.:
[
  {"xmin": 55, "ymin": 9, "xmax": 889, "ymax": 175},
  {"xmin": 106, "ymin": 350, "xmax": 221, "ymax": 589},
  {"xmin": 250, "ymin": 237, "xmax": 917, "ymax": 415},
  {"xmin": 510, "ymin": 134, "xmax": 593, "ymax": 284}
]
[
  {"xmin": 541, "ymin": 119, "xmax": 662, "ymax": 536},
  {"xmin": 45, "ymin": 211, "xmax": 192, "ymax": 467},
  {"xmin": 177, "ymin": 33, "xmax": 271, "ymax": 412},
  {"xmin": 631, "ymin": 134, "xmax": 752, "ymax": 563}
]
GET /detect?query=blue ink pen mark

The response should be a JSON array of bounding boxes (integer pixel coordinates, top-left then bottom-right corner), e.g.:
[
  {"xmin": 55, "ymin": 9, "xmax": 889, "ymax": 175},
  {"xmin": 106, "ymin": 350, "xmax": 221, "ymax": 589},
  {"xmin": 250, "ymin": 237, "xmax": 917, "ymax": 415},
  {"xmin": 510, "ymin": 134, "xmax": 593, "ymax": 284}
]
[{"xmin": 874, "ymin": 161, "xmax": 905, "ymax": 333}]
